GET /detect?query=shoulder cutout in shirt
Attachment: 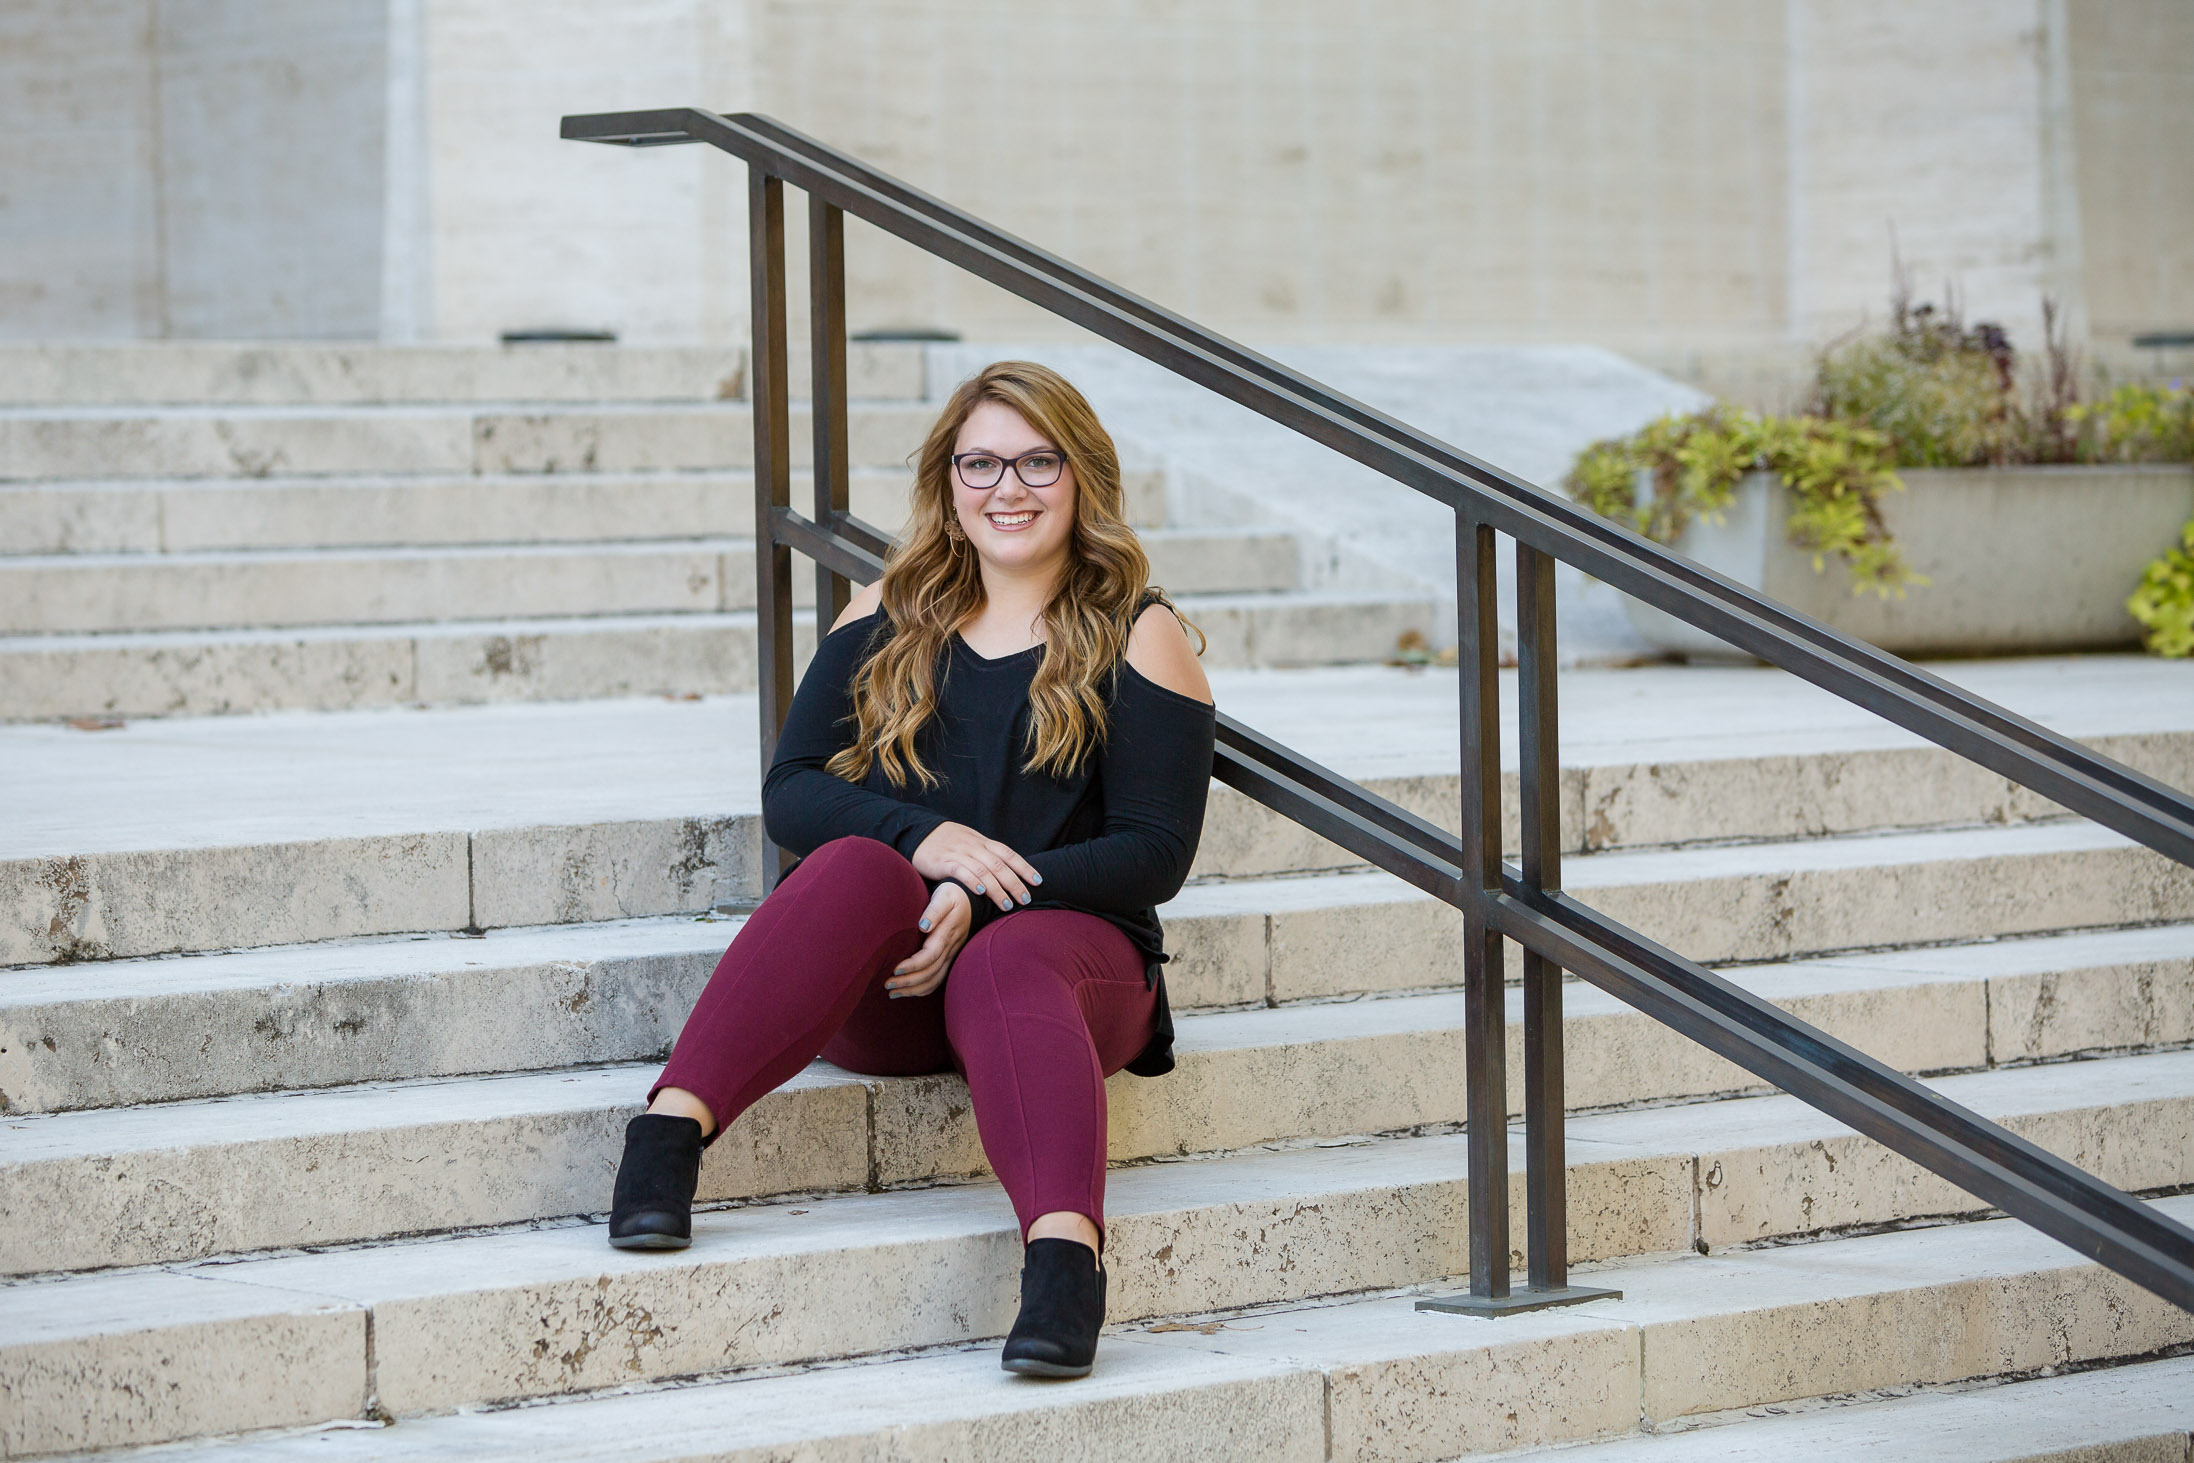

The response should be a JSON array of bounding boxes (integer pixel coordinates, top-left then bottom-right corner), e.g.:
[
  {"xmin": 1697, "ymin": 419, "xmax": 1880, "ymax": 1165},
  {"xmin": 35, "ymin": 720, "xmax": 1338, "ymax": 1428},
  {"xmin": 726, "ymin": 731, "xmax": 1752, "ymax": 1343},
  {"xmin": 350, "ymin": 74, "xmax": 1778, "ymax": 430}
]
[
  {"xmin": 1125, "ymin": 601, "xmax": 1213, "ymax": 705},
  {"xmin": 831, "ymin": 580, "xmax": 885, "ymax": 633}
]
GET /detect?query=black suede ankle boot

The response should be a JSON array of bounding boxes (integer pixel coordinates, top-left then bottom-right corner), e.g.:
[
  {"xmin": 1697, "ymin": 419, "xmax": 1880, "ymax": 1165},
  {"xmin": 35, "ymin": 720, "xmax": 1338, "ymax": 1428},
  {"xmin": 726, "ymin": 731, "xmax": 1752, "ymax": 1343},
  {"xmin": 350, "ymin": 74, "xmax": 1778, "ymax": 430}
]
[
  {"xmin": 608, "ymin": 1113, "xmax": 704, "ymax": 1250},
  {"xmin": 1000, "ymin": 1237, "xmax": 1105, "ymax": 1377}
]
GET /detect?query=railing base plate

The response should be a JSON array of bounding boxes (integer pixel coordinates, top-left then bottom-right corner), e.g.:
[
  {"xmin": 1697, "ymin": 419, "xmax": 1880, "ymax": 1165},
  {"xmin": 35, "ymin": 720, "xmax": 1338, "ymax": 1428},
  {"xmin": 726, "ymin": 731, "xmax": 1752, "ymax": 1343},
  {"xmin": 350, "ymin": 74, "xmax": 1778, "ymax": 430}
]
[{"xmin": 1415, "ymin": 1285, "xmax": 1622, "ymax": 1318}]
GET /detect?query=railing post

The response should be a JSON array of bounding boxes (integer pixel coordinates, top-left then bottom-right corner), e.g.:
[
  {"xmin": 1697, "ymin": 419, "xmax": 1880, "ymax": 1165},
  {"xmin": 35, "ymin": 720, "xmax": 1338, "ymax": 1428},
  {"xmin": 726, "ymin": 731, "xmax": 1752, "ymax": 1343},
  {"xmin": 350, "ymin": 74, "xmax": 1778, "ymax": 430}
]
[
  {"xmin": 1419, "ymin": 513, "xmax": 1511, "ymax": 1312},
  {"xmin": 1422, "ymin": 534, "xmax": 1620, "ymax": 1317},
  {"xmin": 749, "ymin": 167, "xmax": 795, "ymax": 892},
  {"xmin": 808, "ymin": 195, "xmax": 853, "ymax": 630},
  {"xmin": 1514, "ymin": 541, "xmax": 1621, "ymax": 1311}
]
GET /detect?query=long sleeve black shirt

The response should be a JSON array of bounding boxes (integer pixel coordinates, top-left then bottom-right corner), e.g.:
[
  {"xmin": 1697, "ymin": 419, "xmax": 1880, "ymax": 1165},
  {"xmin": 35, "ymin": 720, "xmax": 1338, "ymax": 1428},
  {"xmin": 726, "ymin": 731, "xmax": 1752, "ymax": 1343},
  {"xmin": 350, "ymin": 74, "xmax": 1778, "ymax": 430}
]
[{"xmin": 761, "ymin": 602, "xmax": 1217, "ymax": 981}]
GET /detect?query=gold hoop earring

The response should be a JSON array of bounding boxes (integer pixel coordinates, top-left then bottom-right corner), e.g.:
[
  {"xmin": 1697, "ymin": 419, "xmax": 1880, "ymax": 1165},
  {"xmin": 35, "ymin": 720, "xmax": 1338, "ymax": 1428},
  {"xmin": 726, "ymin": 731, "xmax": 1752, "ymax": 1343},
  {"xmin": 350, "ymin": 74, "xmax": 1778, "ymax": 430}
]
[{"xmin": 944, "ymin": 514, "xmax": 965, "ymax": 544}]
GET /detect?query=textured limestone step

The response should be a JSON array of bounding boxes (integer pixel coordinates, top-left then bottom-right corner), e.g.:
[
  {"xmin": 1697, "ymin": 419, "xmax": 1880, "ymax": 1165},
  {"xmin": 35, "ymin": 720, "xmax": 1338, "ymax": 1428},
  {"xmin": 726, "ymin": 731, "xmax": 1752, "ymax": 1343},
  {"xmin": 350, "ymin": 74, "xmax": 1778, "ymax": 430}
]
[
  {"xmin": 8, "ymin": 797, "xmax": 2189, "ymax": 988},
  {"xmin": 0, "ymin": 401, "xmax": 936, "ymax": 481},
  {"xmin": 0, "ymin": 586, "xmax": 1431, "ymax": 721},
  {"xmin": 0, "ymin": 341, "xmax": 924, "ymax": 406},
  {"xmin": 0, "ymin": 463, "xmax": 1172, "ymax": 555},
  {"xmin": 3, "ymin": 1167, "xmax": 2186, "ymax": 1460},
  {"xmin": 0, "ymin": 527, "xmax": 1296, "ymax": 634},
  {"xmin": 8, "ymin": 908, "xmax": 2189, "ymax": 1117},
  {"xmin": 1163, "ymin": 819, "xmax": 2194, "ymax": 1003},
  {"xmin": 58, "ymin": 1334, "xmax": 2194, "ymax": 1463},
  {"xmin": 42, "ymin": 1286, "xmax": 2194, "ymax": 1463},
  {"xmin": 1518, "ymin": 1355, "xmax": 2194, "ymax": 1462},
  {"xmin": 6, "ymin": 989, "xmax": 2191, "ymax": 1276},
  {"xmin": 0, "ymin": 611, "xmax": 815, "ymax": 724}
]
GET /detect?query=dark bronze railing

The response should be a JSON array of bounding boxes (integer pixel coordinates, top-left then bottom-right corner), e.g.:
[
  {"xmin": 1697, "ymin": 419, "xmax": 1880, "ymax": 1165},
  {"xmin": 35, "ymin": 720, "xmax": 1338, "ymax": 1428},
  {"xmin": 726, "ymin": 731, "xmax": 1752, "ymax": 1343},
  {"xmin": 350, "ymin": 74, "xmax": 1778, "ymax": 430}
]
[{"xmin": 565, "ymin": 107, "xmax": 2194, "ymax": 1316}]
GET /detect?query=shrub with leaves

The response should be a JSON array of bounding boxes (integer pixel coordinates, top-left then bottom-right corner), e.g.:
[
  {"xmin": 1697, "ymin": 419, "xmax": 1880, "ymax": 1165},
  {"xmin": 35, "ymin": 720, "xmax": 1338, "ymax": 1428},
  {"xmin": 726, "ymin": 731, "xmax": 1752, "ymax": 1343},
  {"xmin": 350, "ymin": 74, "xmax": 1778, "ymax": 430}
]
[
  {"xmin": 1566, "ymin": 407, "xmax": 1915, "ymax": 595},
  {"xmin": 1816, "ymin": 300, "xmax": 2022, "ymax": 467},
  {"xmin": 2128, "ymin": 518, "xmax": 2194, "ymax": 658},
  {"xmin": 2067, "ymin": 382, "xmax": 2194, "ymax": 464}
]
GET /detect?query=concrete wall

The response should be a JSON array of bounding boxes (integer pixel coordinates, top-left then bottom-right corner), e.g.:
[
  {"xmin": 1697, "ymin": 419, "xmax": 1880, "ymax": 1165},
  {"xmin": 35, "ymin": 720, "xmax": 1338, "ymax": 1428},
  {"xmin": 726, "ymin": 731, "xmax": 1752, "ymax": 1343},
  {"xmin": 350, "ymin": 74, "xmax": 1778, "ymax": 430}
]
[
  {"xmin": 405, "ymin": 0, "xmax": 755, "ymax": 344},
  {"xmin": 0, "ymin": 0, "xmax": 387, "ymax": 340},
  {"xmin": 0, "ymin": 0, "xmax": 162, "ymax": 337},
  {"xmin": 2069, "ymin": 0, "xmax": 2194, "ymax": 347},
  {"xmin": 2, "ymin": 0, "xmax": 2188, "ymax": 360},
  {"xmin": 762, "ymin": 0, "xmax": 1794, "ymax": 353}
]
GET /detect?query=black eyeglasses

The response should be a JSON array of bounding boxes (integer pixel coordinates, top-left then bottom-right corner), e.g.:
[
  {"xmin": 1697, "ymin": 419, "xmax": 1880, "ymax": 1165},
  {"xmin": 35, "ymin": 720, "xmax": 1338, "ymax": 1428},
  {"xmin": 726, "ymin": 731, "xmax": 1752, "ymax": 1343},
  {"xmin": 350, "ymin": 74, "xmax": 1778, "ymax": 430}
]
[{"xmin": 952, "ymin": 449, "xmax": 1066, "ymax": 489}]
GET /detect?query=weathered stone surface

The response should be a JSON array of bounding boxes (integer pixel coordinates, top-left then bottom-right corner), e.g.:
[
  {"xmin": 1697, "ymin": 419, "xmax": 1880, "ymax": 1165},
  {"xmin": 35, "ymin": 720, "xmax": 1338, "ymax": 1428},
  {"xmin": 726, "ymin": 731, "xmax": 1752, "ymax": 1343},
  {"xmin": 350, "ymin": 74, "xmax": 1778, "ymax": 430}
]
[
  {"xmin": 0, "ymin": 1065, "xmax": 869, "ymax": 1274},
  {"xmin": 113, "ymin": 1333, "xmax": 1323, "ymax": 1463},
  {"xmin": 0, "ymin": 623, "xmax": 420, "ymax": 721},
  {"xmin": 0, "ymin": 342, "xmax": 780, "ymax": 406},
  {"xmin": 406, "ymin": 613, "xmax": 806, "ymax": 710},
  {"xmin": 1135, "ymin": 1296, "xmax": 1641, "ymax": 1462},
  {"xmin": 1624, "ymin": 1201, "xmax": 2194, "ymax": 1418},
  {"xmin": 0, "ymin": 920, "xmax": 729, "ymax": 1112},
  {"xmin": 1540, "ymin": 1352, "xmax": 2194, "ymax": 1462},
  {"xmin": 1574, "ymin": 822, "xmax": 2194, "ymax": 966},
  {"xmin": 0, "ymin": 833, "xmax": 470, "ymax": 965},
  {"xmin": 1182, "ymin": 589, "xmax": 1441, "ymax": 667},
  {"xmin": 1659, "ymin": 1055, "xmax": 2194, "ymax": 1249},
  {"xmin": 0, "ymin": 542, "xmax": 739, "ymax": 635},
  {"xmin": 0, "ymin": 1269, "xmax": 364, "ymax": 1455},
  {"xmin": 104, "ymin": 1133, "xmax": 1661, "ymax": 1415},
  {"xmin": 470, "ymin": 816, "xmax": 762, "ymax": 927},
  {"xmin": 0, "ymin": 407, "xmax": 476, "ymax": 480}
]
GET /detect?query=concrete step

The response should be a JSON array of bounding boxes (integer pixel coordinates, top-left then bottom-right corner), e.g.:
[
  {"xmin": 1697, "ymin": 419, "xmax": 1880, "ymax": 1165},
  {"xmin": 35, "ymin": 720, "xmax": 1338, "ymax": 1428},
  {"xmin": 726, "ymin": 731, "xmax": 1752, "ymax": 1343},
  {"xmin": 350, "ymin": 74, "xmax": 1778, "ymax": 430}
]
[
  {"xmin": 4, "ymin": 658, "xmax": 2183, "ymax": 877},
  {"xmin": 5, "ymin": 984, "xmax": 2191, "ymax": 1274},
  {"xmin": 0, "ymin": 611, "xmax": 814, "ymax": 724},
  {"xmin": 1163, "ymin": 820, "xmax": 2194, "ymax": 1005},
  {"xmin": 8, "ymin": 774, "xmax": 2191, "ymax": 978},
  {"xmin": 38, "ymin": 1297, "xmax": 2194, "ymax": 1463},
  {"xmin": 0, "ymin": 401, "xmax": 936, "ymax": 481},
  {"xmin": 0, "ymin": 527, "xmax": 1297, "ymax": 634},
  {"xmin": 3, "ymin": 1159, "xmax": 2186, "ymax": 1457},
  {"xmin": 0, "ymin": 586, "xmax": 1434, "ymax": 721},
  {"xmin": 1518, "ymin": 1355, "xmax": 2194, "ymax": 1462},
  {"xmin": 0, "ymin": 342, "xmax": 925, "ymax": 405},
  {"xmin": 0, "ymin": 463, "xmax": 1172, "ymax": 554},
  {"xmin": 0, "ymin": 341, "xmax": 925, "ymax": 406},
  {"xmin": 7, "ymin": 909, "xmax": 2188, "ymax": 1116}
]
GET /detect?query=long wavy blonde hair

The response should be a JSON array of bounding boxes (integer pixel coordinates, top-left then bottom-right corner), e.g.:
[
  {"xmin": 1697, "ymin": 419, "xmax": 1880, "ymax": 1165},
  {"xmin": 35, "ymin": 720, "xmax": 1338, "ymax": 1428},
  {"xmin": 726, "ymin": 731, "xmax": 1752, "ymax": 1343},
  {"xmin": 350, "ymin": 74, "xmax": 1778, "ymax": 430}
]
[{"xmin": 827, "ymin": 360, "xmax": 1201, "ymax": 790}]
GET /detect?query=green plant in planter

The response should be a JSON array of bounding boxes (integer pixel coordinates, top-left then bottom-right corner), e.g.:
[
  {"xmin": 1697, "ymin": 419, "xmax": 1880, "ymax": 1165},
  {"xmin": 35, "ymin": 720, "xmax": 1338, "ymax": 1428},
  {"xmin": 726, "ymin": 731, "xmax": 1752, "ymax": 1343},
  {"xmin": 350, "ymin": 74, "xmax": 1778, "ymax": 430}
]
[
  {"xmin": 2068, "ymin": 382, "xmax": 2194, "ymax": 464},
  {"xmin": 1567, "ymin": 407, "xmax": 1916, "ymax": 595},
  {"xmin": 1816, "ymin": 301, "xmax": 2022, "ymax": 466},
  {"xmin": 2128, "ymin": 518, "xmax": 2194, "ymax": 658}
]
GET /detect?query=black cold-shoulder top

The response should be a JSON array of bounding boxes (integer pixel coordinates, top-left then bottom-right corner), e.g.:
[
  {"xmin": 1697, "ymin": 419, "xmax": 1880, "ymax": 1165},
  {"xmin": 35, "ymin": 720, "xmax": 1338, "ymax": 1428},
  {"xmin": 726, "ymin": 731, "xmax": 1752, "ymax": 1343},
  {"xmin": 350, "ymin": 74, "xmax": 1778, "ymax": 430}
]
[{"xmin": 760, "ymin": 594, "xmax": 1217, "ymax": 1075}]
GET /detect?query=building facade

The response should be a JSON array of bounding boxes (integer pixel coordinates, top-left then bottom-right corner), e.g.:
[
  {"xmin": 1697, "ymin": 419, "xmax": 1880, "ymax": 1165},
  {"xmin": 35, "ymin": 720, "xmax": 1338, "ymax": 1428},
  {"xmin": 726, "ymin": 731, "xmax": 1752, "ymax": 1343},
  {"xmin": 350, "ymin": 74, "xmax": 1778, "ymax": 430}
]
[{"xmin": 4, "ymin": 0, "xmax": 2187, "ymax": 391}]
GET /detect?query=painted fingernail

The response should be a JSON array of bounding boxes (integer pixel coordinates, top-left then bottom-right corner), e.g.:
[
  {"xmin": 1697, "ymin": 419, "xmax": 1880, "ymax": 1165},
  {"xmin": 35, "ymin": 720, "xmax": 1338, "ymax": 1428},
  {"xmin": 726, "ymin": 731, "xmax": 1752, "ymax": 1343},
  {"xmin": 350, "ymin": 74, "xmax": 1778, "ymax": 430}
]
[
  {"xmin": 973, "ymin": 882, "xmax": 985, "ymax": 894},
  {"xmin": 919, "ymin": 918, "xmax": 931, "ymax": 932},
  {"xmin": 1031, "ymin": 873, "xmax": 1043, "ymax": 884}
]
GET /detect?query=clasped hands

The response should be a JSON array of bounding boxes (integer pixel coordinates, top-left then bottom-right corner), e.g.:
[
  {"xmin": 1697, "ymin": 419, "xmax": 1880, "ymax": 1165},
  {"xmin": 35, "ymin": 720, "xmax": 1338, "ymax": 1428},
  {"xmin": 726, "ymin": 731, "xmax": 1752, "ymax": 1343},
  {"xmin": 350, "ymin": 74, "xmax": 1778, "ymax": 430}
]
[{"xmin": 885, "ymin": 822, "xmax": 1044, "ymax": 999}]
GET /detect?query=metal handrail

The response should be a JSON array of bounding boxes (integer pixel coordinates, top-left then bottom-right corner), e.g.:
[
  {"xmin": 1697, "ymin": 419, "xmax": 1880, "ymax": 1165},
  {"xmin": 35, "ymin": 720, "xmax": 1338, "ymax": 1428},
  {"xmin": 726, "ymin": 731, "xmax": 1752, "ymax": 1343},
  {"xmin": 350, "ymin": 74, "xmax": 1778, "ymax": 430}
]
[{"xmin": 565, "ymin": 106, "xmax": 2194, "ymax": 1316}]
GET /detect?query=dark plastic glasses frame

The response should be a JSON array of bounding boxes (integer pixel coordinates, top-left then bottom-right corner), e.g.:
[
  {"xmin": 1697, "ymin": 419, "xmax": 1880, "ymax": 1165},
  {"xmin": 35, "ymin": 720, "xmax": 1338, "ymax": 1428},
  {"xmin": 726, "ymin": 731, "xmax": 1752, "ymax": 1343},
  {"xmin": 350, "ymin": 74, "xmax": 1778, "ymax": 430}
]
[{"xmin": 951, "ymin": 450, "xmax": 1066, "ymax": 489}]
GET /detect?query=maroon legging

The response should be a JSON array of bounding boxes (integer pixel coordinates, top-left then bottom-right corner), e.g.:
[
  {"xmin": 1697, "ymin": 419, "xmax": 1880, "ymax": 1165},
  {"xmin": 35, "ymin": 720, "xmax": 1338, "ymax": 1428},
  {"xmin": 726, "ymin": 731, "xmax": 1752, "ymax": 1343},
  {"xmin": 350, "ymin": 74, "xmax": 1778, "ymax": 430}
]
[{"xmin": 652, "ymin": 835, "xmax": 1157, "ymax": 1237}]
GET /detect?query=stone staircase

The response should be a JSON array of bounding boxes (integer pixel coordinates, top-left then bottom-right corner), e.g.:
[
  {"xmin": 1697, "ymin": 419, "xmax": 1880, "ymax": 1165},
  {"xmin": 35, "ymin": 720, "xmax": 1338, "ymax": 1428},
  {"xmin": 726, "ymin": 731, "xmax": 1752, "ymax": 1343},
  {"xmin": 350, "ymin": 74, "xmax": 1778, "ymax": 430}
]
[
  {"xmin": 0, "ymin": 343, "xmax": 1438, "ymax": 722},
  {"xmin": 4, "ymin": 641, "xmax": 2193, "ymax": 1459}
]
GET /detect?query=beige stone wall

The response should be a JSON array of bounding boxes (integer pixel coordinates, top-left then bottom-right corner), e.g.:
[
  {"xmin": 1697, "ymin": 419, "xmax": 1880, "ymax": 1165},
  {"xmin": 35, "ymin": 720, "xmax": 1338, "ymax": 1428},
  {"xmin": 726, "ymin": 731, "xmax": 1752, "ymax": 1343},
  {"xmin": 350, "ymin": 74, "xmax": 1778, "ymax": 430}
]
[
  {"xmin": 761, "ymin": 0, "xmax": 1792, "ymax": 352},
  {"xmin": 3, "ymin": 0, "xmax": 2187, "ymax": 361},
  {"xmin": 2069, "ymin": 0, "xmax": 2194, "ymax": 347},
  {"xmin": 0, "ymin": 0, "xmax": 386, "ymax": 339},
  {"xmin": 408, "ymin": 0, "xmax": 756, "ymax": 344}
]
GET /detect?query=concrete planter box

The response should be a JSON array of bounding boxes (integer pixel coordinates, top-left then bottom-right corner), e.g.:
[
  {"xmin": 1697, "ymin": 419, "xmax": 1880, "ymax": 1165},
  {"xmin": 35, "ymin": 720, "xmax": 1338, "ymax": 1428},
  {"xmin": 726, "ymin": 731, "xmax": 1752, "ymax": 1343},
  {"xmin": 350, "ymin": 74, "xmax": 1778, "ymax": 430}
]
[{"xmin": 1625, "ymin": 465, "xmax": 2194, "ymax": 660}]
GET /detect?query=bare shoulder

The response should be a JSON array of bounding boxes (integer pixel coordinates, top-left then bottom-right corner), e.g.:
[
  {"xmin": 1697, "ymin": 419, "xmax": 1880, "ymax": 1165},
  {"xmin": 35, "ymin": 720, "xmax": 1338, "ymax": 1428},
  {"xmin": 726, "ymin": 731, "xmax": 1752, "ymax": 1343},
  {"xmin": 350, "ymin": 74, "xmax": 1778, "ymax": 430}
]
[
  {"xmin": 831, "ymin": 580, "xmax": 885, "ymax": 632},
  {"xmin": 1125, "ymin": 601, "xmax": 1213, "ymax": 705}
]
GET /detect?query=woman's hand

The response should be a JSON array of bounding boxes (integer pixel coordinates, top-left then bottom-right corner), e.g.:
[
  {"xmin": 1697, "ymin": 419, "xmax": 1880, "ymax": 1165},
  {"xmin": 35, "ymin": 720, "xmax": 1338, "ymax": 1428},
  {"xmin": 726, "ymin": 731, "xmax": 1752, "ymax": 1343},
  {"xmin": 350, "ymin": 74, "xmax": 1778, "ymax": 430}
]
[
  {"xmin": 909, "ymin": 821, "xmax": 1042, "ymax": 912},
  {"xmin": 887, "ymin": 881, "xmax": 974, "ymax": 999}
]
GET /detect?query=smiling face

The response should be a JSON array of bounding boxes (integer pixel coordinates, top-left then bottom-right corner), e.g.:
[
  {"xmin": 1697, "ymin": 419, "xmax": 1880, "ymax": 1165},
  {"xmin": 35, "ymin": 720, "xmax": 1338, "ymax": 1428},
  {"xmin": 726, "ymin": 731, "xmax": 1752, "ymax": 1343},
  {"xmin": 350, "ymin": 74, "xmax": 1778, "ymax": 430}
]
[{"xmin": 950, "ymin": 399, "xmax": 1078, "ymax": 579}]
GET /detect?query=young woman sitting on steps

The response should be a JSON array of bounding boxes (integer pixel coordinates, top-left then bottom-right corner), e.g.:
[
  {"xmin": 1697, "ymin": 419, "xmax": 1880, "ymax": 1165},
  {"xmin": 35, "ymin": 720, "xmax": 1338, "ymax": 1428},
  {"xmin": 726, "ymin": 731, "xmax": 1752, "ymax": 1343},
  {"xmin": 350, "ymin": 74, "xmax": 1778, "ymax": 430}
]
[{"xmin": 606, "ymin": 359, "xmax": 1216, "ymax": 1379}]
